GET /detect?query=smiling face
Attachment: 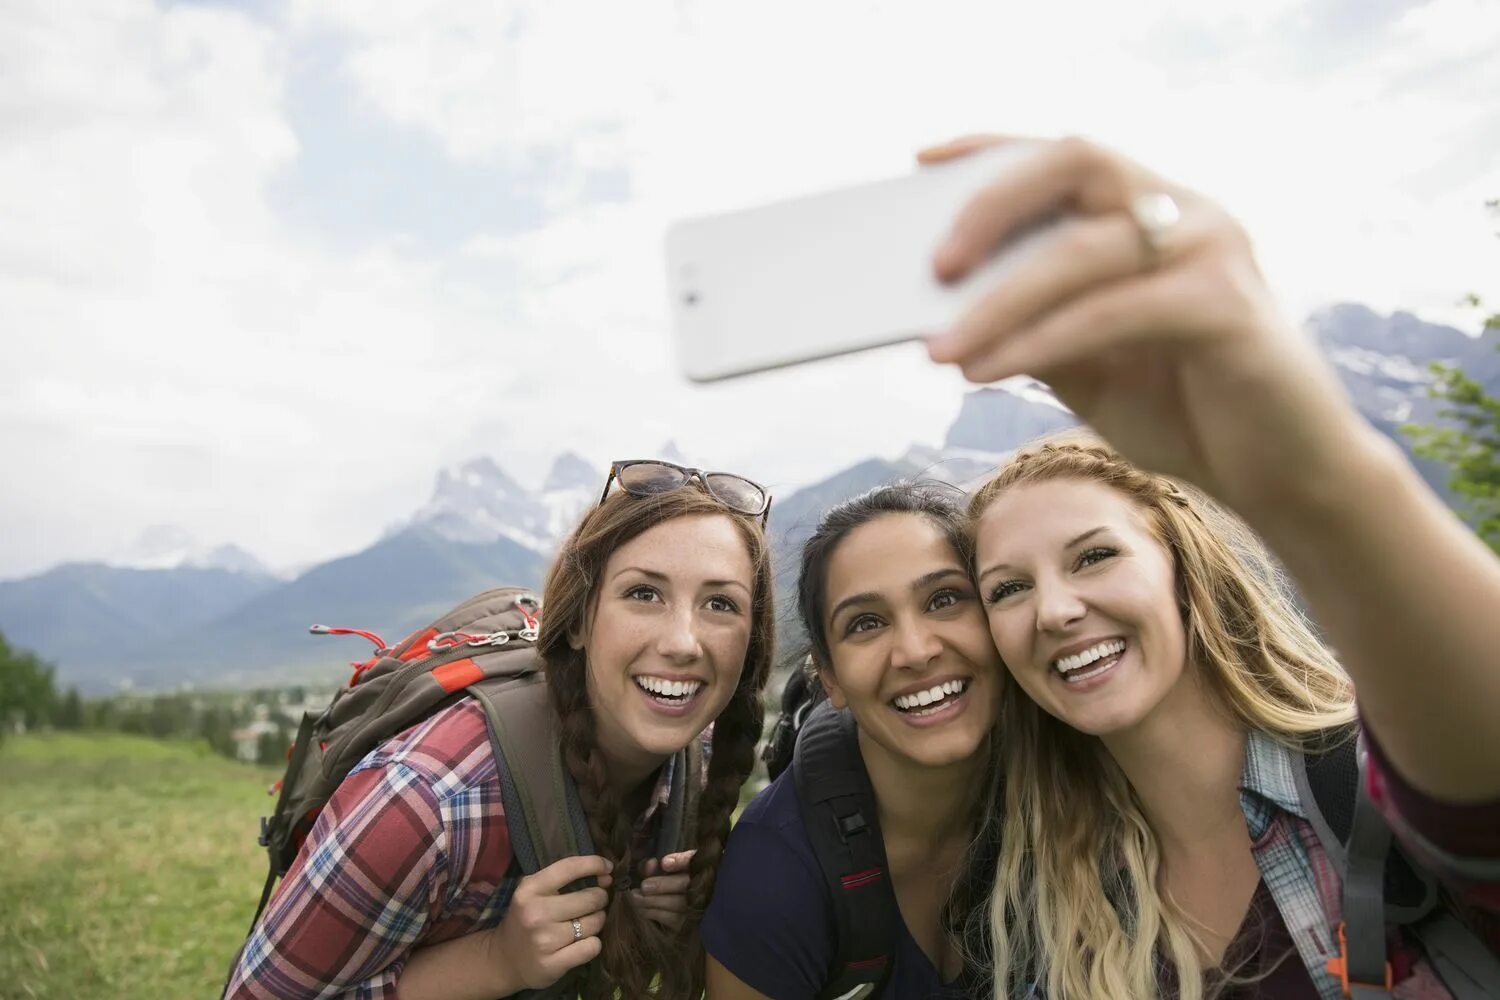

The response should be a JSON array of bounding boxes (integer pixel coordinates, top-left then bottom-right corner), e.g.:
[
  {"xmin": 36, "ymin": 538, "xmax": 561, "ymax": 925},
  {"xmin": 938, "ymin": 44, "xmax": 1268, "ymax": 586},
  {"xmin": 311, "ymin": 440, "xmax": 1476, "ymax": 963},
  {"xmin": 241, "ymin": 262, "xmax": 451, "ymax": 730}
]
[
  {"xmin": 575, "ymin": 513, "xmax": 755, "ymax": 777},
  {"xmin": 818, "ymin": 513, "xmax": 1001, "ymax": 770},
  {"xmin": 974, "ymin": 478, "xmax": 1188, "ymax": 738}
]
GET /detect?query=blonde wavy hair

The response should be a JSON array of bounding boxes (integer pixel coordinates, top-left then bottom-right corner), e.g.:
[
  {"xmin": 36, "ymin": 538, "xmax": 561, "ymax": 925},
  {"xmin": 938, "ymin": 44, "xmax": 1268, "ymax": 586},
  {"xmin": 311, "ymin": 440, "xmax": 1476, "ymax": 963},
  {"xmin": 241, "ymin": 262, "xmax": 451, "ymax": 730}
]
[{"xmin": 968, "ymin": 435, "xmax": 1357, "ymax": 1000}]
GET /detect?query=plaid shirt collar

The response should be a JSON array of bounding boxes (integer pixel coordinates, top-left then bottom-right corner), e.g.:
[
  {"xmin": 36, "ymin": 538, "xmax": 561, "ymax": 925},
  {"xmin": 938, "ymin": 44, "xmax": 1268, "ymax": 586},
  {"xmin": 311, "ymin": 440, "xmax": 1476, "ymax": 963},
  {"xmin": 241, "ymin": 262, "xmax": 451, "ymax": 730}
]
[
  {"xmin": 1237, "ymin": 729, "xmax": 1346, "ymax": 1000},
  {"xmin": 635, "ymin": 750, "xmax": 680, "ymax": 832},
  {"xmin": 1239, "ymin": 728, "xmax": 1309, "ymax": 830}
]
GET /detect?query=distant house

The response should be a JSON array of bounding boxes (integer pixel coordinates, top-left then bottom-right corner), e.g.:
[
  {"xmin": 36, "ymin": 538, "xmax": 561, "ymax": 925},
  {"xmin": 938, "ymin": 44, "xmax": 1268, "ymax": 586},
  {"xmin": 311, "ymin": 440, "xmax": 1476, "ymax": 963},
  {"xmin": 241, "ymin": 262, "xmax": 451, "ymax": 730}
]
[{"xmin": 230, "ymin": 715, "xmax": 282, "ymax": 763}]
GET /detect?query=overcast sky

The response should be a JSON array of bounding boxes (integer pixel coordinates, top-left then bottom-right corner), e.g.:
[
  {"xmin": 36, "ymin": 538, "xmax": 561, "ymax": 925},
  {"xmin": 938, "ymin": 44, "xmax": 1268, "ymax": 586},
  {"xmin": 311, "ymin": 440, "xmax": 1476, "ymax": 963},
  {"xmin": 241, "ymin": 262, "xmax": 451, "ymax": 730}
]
[{"xmin": 5, "ymin": 0, "xmax": 1498, "ymax": 579}]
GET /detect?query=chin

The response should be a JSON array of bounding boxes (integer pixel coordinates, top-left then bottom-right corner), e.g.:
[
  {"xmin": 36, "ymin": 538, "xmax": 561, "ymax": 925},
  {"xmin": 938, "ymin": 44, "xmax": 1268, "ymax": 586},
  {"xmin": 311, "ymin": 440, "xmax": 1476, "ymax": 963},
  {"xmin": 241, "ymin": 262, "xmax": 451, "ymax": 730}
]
[{"xmin": 1054, "ymin": 702, "xmax": 1147, "ymax": 738}]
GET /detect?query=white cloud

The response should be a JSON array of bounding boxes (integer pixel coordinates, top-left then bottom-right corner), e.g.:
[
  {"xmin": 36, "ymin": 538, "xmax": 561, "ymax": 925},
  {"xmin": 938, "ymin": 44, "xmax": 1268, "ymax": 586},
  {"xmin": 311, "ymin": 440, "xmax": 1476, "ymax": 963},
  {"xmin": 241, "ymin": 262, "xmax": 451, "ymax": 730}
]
[{"xmin": 4, "ymin": 0, "xmax": 1500, "ymax": 579}]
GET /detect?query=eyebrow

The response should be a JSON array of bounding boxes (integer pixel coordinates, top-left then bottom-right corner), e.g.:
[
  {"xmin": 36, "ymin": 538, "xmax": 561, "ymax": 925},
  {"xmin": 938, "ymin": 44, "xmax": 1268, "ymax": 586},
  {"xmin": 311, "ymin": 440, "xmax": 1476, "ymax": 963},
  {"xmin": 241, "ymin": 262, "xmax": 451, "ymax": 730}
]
[
  {"xmin": 826, "ymin": 566, "xmax": 970, "ymax": 626},
  {"xmin": 608, "ymin": 566, "xmax": 752, "ymax": 595},
  {"xmin": 978, "ymin": 526, "xmax": 1109, "ymax": 581}
]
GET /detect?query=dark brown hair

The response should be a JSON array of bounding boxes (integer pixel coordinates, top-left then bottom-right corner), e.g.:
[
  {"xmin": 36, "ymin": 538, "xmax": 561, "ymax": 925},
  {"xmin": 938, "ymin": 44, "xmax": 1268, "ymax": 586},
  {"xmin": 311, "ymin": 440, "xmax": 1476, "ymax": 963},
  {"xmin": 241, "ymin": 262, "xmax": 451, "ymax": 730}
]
[{"xmin": 536, "ymin": 486, "xmax": 776, "ymax": 999}]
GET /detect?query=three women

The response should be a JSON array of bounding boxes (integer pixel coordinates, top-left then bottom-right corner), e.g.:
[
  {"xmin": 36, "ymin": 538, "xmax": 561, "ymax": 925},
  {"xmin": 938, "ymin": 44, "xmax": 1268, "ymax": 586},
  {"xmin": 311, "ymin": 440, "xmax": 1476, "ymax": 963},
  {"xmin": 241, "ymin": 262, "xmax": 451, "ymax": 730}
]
[{"xmin": 234, "ymin": 135, "xmax": 1500, "ymax": 998}]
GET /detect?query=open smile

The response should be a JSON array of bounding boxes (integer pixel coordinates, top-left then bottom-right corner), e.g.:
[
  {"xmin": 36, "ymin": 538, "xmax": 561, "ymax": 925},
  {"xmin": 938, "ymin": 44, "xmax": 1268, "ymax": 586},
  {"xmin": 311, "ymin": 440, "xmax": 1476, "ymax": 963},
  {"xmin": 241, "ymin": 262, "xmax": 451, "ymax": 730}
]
[
  {"xmin": 1050, "ymin": 638, "xmax": 1127, "ymax": 689},
  {"xmin": 887, "ymin": 677, "xmax": 972, "ymax": 725},
  {"xmin": 632, "ymin": 674, "xmax": 707, "ymax": 716}
]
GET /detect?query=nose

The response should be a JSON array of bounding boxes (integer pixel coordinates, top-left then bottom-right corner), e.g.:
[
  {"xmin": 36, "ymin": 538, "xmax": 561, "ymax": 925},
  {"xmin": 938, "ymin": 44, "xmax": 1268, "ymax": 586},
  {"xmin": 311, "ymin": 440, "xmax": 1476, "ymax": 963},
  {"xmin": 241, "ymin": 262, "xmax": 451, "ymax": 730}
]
[
  {"xmin": 890, "ymin": 614, "xmax": 943, "ymax": 671},
  {"xmin": 1034, "ymin": 576, "xmax": 1087, "ymax": 634},
  {"xmin": 655, "ymin": 605, "xmax": 704, "ymax": 664}
]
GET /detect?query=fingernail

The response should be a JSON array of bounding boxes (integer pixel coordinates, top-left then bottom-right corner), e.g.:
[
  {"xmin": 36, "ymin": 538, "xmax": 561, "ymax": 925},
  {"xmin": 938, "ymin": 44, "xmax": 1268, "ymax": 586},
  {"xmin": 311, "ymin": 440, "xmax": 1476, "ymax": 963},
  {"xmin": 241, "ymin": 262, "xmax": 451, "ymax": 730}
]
[
  {"xmin": 602, "ymin": 860, "xmax": 613, "ymax": 873},
  {"xmin": 935, "ymin": 232, "xmax": 967, "ymax": 274},
  {"xmin": 640, "ymin": 878, "xmax": 659, "ymax": 894},
  {"xmin": 926, "ymin": 331, "xmax": 956, "ymax": 363}
]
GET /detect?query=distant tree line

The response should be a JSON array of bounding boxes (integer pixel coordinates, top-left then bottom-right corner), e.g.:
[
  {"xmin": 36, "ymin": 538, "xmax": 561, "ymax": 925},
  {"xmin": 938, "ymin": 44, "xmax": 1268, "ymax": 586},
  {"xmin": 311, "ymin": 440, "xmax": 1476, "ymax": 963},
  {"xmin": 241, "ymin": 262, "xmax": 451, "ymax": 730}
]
[{"xmin": 0, "ymin": 629, "xmax": 324, "ymax": 766}]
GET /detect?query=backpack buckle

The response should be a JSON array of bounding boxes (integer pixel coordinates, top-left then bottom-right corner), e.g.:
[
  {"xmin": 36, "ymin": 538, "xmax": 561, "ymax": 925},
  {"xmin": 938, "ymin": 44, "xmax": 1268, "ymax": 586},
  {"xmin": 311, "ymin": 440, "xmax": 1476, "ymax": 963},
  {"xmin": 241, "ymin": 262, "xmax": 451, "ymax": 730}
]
[
  {"xmin": 428, "ymin": 629, "xmax": 513, "ymax": 652},
  {"xmin": 1326, "ymin": 921, "xmax": 1392, "ymax": 997},
  {"xmin": 258, "ymin": 816, "xmax": 271, "ymax": 848}
]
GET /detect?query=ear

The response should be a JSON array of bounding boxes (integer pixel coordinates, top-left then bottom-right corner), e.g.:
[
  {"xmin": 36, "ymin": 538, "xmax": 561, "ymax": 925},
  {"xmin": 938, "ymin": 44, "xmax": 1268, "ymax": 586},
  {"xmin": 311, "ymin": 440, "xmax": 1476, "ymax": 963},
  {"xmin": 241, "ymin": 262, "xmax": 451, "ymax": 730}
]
[{"xmin": 817, "ymin": 663, "xmax": 848, "ymax": 709}]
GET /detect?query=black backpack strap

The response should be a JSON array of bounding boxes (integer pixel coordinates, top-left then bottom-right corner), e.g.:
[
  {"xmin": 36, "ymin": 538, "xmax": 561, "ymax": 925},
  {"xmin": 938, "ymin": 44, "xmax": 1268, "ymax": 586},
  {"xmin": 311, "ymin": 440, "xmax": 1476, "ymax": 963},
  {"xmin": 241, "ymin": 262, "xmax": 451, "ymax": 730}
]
[{"xmin": 792, "ymin": 701, "xmax": 899, "ymax": 1000}]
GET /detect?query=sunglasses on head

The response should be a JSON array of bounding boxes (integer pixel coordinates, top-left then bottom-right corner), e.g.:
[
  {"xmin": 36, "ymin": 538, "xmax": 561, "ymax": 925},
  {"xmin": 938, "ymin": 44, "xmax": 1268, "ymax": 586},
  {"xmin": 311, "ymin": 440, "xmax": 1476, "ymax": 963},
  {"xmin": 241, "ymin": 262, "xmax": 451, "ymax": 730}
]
[{"xmin": 598, "ymin": 459, "xmax": 772, "ymax": 523}]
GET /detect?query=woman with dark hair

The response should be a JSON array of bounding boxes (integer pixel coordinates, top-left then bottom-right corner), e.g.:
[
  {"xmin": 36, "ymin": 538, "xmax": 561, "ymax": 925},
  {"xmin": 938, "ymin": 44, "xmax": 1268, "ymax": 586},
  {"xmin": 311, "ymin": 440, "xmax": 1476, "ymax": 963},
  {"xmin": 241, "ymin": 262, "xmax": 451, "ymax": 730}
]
[
  {"xmin": 703, "ymin": 482, "xmax": 1002, "ymax": 999},
  {"xmin": 225, "ymin": 460, "xmax": 776, "ymax": 1000}
]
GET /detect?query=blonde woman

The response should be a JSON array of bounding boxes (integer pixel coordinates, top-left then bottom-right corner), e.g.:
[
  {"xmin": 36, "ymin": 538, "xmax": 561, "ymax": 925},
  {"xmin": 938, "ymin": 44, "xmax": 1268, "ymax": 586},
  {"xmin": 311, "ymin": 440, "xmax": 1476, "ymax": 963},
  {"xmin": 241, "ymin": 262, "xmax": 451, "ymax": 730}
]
[{"xmin": 923, "ymin": 136, "xmax": 1500, "ymax": 997}]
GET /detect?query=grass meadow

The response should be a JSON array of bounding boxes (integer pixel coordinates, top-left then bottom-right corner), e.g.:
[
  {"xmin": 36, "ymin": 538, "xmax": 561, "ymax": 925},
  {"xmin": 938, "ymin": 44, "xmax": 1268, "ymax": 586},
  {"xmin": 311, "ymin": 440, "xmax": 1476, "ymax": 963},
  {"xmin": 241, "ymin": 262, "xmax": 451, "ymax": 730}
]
[{"xmin": 0, "ymin": 733, "xmax": 280, "ymax": 999}]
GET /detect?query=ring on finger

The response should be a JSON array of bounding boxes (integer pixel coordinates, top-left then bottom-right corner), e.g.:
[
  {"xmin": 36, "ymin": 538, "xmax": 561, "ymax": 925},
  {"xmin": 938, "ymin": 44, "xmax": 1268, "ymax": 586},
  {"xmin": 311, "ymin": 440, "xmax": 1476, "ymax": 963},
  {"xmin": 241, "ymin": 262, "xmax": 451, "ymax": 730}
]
[
  {"xmin": 571, "ymin": 918, "xmax": 583, "ymax": 942},
  {"xmin": 1128, "ymin": 192, "xmax": 1181, "ymax": 270}
]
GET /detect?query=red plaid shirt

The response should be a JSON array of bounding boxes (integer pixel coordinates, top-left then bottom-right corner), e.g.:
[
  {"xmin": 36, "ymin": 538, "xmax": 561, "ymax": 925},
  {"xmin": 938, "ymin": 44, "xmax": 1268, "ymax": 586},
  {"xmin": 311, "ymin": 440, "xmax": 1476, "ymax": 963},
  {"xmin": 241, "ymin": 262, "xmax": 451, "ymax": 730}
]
[{"xmin": 225, "ymin": 699, "xmax": 691, "ymax": 999}]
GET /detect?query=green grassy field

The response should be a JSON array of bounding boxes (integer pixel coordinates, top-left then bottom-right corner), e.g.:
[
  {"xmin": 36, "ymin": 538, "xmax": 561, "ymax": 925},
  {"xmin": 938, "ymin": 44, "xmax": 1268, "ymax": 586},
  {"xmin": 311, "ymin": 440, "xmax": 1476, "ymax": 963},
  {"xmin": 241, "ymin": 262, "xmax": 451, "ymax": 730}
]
[{"xmin": 0, "ymin": 733, "xmax": 281, "ymax": 999}]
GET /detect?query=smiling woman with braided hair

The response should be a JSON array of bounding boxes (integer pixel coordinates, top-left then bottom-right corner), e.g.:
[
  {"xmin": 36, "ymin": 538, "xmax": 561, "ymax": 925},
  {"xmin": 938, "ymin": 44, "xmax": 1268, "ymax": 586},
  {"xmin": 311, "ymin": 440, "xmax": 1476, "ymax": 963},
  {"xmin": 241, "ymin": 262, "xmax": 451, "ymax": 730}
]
[{"xmin": 225, "ymin": 460, "xmax": 775, "ymax": 1000}]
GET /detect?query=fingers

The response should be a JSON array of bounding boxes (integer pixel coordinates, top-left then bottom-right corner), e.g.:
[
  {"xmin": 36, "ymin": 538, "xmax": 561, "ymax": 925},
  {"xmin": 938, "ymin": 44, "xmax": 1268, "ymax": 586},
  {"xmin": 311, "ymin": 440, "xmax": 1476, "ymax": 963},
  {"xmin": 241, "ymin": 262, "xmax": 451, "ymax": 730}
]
[
  {"xmin": 952, "ymin": 269, "xmax": 1196, "ymax": 384},
  {"xmin": 928, "ymin": 213, "xmax": 1146, "ymax": 366},
  {"xmin": 916, "ymin": 133, "xmax": 1017, "ymax": 164},
  {"xmin": 638, "ymin": 872, "xmax": 690, "ymax": 896},
  {"xmin": 543, "ymin": 934, "xmax": 603, "ymax": 977},
  {"xmin": 537, "ymin": 884, "xmax": 611, "ymax": 923},
  {"xmin": 530, "ymin": 854, "xmax": 612, "ymax": 894}
]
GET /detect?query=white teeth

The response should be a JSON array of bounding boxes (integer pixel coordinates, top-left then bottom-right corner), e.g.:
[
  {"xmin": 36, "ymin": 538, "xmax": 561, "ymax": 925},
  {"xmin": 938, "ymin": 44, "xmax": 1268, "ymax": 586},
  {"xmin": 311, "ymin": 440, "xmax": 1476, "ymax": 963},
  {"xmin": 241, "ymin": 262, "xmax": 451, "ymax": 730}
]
[
  {"xmin": 1053, "ymin": 640, "xmax": 1126, "ymax": 674},
  {"xmin": 892, "ymin": 679, "xmax": 970, "ymax": 712},
  {"xmin": 634, "ymin": 676, "xmax": 703, "ymax": 700}
]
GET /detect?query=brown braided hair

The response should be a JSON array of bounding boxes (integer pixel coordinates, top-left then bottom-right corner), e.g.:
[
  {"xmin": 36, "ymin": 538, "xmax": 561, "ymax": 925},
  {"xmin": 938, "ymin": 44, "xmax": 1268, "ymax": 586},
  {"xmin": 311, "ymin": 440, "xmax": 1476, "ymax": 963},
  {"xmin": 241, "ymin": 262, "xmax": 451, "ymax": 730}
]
[{"xmin": 536, "ymin": 486, "xmax": 775, "ymax": 999}]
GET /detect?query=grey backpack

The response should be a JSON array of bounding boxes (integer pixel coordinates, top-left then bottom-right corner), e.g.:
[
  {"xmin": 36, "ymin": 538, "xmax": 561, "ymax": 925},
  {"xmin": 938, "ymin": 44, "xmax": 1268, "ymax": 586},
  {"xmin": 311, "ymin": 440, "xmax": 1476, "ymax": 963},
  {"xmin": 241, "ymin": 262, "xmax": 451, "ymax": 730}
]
[{"xmin": 226, "ymin": 587, "xmax": 703, "ymax": 999}]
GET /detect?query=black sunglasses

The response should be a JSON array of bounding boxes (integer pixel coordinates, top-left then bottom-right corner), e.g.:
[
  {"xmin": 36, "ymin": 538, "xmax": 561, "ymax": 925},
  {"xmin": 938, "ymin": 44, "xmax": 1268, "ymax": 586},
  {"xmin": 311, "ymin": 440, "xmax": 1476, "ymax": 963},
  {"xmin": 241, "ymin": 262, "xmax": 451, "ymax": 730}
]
[{"xmin": 599, "ymin": 459, "xmax": 772, "ymax": 523}]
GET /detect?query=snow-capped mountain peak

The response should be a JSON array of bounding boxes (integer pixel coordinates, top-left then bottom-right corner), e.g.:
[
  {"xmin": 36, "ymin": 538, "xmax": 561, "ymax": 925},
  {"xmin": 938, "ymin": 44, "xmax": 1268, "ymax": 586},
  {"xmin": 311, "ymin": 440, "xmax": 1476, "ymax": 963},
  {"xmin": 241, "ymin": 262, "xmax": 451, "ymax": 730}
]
[
  {"xmin": 543, "ymin": 452, "xmax": 599, "ymax": 493},
  {"xmin": 108, "ymin": 525, "xmax": 271, "ymax": 576}
]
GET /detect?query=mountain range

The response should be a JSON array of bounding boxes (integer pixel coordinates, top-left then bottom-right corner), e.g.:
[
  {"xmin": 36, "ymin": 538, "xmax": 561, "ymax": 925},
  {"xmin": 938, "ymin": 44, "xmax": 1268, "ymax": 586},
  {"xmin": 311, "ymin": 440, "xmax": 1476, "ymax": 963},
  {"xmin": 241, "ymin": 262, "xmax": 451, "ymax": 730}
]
[{"xmin": 3, "ymin": 304, "xmax": 1493, "ymax": 693}]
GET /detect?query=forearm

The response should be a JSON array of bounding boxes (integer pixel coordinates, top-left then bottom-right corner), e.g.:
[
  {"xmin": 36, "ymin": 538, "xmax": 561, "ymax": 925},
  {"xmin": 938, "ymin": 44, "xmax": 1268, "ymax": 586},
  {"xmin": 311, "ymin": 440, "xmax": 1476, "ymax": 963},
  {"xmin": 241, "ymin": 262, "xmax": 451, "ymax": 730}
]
[
  {"xmin": 396, "ymin": 929, "xmax": 524, "ymax": 1000},
  {"xmin": 1240, "ymin": 424, "xmax": 1500, "ymax": 801}
]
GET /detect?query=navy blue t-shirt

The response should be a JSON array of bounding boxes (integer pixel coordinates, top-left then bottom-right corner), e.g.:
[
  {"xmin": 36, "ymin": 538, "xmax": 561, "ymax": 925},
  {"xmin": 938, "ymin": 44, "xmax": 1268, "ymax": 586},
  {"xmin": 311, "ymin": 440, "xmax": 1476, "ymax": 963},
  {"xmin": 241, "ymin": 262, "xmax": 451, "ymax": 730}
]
[{"xmin": 702, "ymin": 769, "xmax": 967, "ymax": 1000}]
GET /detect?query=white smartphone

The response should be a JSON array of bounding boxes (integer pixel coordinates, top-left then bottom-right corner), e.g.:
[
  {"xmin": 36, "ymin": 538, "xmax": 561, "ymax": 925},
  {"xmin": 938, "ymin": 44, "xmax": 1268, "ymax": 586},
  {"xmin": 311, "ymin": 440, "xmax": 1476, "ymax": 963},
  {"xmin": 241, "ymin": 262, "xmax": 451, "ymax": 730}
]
[{"xmin": 664, "ymin": 145, "xmax": 1060, "ymax": 382}]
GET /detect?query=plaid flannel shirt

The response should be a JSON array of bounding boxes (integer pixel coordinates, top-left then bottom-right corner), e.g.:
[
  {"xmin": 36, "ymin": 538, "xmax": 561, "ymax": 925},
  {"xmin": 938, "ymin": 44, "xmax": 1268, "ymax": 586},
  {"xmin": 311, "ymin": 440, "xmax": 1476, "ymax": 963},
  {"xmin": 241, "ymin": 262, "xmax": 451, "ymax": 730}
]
[
  {"xmin": 225, "ymin": 699, "xmax": 694, "ymax": 1000},
  {"xmin": 1239, "ymin": 729, "xmax": 1500, "ymax": 1000}
]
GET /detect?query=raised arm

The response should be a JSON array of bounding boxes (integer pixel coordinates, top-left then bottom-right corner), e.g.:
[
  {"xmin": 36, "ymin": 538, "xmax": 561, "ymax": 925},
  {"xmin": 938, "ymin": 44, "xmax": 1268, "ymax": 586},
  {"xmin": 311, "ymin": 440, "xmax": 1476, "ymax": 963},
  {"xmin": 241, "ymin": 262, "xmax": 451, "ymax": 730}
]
[{"xmin": 924, "ymin": 134, "xmax": 1500, "ymax": 802}]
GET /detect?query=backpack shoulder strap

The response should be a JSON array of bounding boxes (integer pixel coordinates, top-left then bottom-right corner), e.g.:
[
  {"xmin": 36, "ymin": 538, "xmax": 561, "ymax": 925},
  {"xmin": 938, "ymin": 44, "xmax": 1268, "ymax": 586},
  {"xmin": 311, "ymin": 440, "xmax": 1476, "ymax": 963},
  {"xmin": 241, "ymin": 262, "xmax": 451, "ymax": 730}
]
[
  {"xmin": 468, "ymin": 669, "xmax": 594, "ymax": 875},
  {"xmin": 792, "ymin": 701, "xmax": 899, "ymax": 1000},
  {"xmin": 653, "ymin": 735, "xmax": 703, "ymax": 859},
  {"xmin": 1297, "ymin": 732, "xmax": 1500, "ymax": 1000}
]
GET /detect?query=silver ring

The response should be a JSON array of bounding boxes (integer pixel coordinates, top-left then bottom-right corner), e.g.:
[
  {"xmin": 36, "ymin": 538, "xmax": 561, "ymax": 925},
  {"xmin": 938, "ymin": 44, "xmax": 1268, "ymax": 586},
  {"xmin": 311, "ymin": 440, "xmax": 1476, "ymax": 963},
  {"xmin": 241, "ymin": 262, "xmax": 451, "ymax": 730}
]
[
  {"xmin": 1129, "ymin": 192, "xmax": 1181, "ymax": 269},
  {"xmin": 571, "ymin": 918, "xmax": 583, "ymax": 942}
]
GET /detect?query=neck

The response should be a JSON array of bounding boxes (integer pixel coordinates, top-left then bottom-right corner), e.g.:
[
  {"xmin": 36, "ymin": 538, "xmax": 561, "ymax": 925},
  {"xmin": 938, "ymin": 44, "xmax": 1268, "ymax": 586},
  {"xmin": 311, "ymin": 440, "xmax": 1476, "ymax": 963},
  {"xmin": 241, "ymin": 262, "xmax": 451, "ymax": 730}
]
[
  {"xmin": 859, "ymin": 729, "xmax": 989, "ymax": 845},
  {"xmin": 1100, "ymin": 669, "xmax": 1247, "ymax": 852},
  {"xmin": 593, "ymin": 734, "xmax": 670, "ymax": 809}
]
